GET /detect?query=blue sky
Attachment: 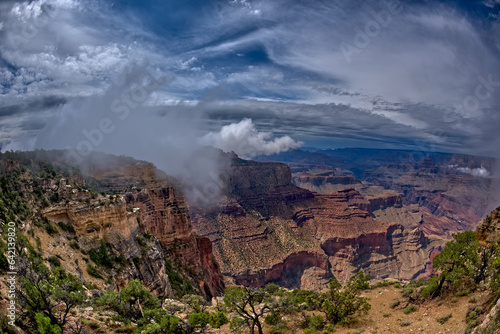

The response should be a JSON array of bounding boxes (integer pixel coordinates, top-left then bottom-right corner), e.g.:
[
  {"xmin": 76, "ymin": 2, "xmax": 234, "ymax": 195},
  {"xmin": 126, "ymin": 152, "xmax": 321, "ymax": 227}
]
[{"xmin": 0, "ymin": 0, "xmax": 500, "ymax": 161}]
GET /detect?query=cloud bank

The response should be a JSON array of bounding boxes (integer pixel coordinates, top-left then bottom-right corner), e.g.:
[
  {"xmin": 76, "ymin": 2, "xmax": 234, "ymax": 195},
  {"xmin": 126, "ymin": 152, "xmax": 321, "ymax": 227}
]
[{"xmin": 201, "ymin": 118, "xmax": 303, "ymax": 159}]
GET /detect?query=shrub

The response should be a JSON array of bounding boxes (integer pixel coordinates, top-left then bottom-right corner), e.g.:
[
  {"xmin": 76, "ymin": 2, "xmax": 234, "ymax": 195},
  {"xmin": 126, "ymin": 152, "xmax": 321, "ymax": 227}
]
[
  {"xmin": 321, "ymin": 271, "xmax": 371, "ymax": 326},
  {"xmin": 309, "ymin": 315, "xmax": 324, "ymax": 330},
  {"xmin": 265, "ymin": 283, "xmax": 281, "ymax": 295},
  {"xmin": 114, "ymin": 326, "xmax": 135, "ymax": 333},
  {"xmin": 437, "ymin": 313, "xmax": 452, "ymax": 325},
  {"xmin": 165, "ymin": 259, "xmax": 193, "ymax": 297},
  {"xmin": 188, "ymin": 312, "xmax": 210, "ymax": 329},
  {"xmin": 404, "ymin": 304, "xmax": 418, "ymax": 314},
  {"xmin": 383, "ymin": 313, "xmax": 391, "ymax": 318},
  {"xmin": 401, "ymin": 321, "xmax": 412, "ymax": 327},
  {"xmin": 44, "ymin": 221, "xmax": 59, "ymax": 235},
  {"xmin": 431, "ymin": 231, "xmax": 481, "ymax": 297},
  {"xmin": 209, "ymin": 311, "xmax": 229, "ymax": 328},
  {"xmin": 57, "ymin": 221, "xmax": 76, "ymax": 234},
  {"xmin": 457, "ymin": 288, "xmax": 471, "ymax": 297},
  {"xmin": 390, "ymin": 300, "xmax": 401, "ymax": 309},
  {"xmin": 469, "ymin": 296, "xmax": 478, "ymax": 304},
  {"xmin": 265, "ymin": 310, "xmax": 280, "ymax": 326},
  {"xmin": 158, "ymin": 314, "xmax": 179, "ymax": 333},
  {"xmin": 48, "ymin": 256, "xmax": 61, "ymax": 267},
  {"xmin": 36, "ymin": 313, "xmax": 62, "ymax": 334},
  {"xmin": 87, "ymin": 264, "xmax": 103, "ymax": 279},
  {"xmin": 269, "ymin": 320, "xmax": 287, "ymax": 334},
  {"xmin": 466, "ymin": 305, "xmax": 484, "ymax": 328},
  {"xmin": 421, "ymin": 276, "xmax": 440, "ymax": 298},
  {"xmin": 89, "ymin": 240, "xmax": 113, "ymax": 268}
]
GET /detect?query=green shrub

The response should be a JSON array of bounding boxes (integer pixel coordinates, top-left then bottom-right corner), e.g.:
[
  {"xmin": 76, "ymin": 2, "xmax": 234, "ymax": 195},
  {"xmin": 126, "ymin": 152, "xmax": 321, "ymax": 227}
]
[
  {"xmin": 89, "ymin": 240, "xmax": 113, "ymax": 268},
  {"xmin": 48, "ymin": 256, "xmax": 61, "ymax": 267},
  {"xmin": 0, "ymin": 314, "xmax": 17, "ymax": 334},
  {"xmin": 401, "ymin": 321, "xmax": 412, "ymax": 327},
  {"xmin": 404, "ymin": 304, "xmax": 418, "ymax": 314},
  {"xmin": 57, "ymin": 221, "xmax": 76, "ymax": 233},
  {"xmin": 158, "ymin": 314, "xmax": 179, "ymax": 333},
  {"xmin": 383, "ymin": 313, "xmax": 391, "ymax": 318},
  {"xmin": 114, "ymin": 325, "xmax": 135, "ymax": 333},
  {"xmin": 421, "ymin": 276, "xmax": 440, "ymax": 298},
  {"xmin": 457, "ymin": 288, "xmax": 471, "ymax": 297},
  {"xmin": 209, "ymin": 311, "xmax": 229, "ymax": 328},
  {"xmin": 265, "ymin": 283, "xmax": 281, "ymax": 295},
  {"xmin": 44, "ymin": 221, "xmax": 59, "ymax": 235},
  {"xmin": 36, "ymin": 313, "xmax": 62, "ymax": 334},
  {"xmin": 309, "ymin": 315, "xmax": 324, "ymax": 330},
  {"xmin": 321, "ymin": 271, "xmax": 371, "ymax": 326},
  {"xmin": 188, "ymin": 312, "xmax": 210, "ymax": 329},
  {"xmin": 466, "ymin": 305, "xmax": 484, "ymax": 328},
  {"xmin": 437, "ymin": 313, "xmax": 452, "ymax": 325},
  {"xmin": 469, "ymin": 296, "xmax": 478, "ymax": 304},
  {"xmin": 164, "ymin": 259, "xmax": 193, "ymax": 297},
  {"xmin": 269, "ymin": 320, "xmax": 287, "ymax": 334},
  {"xmin": 390, "ymin": 300, "xmax": 401, "ymax": 309},
  {"xmin": 265, "ymin": 310, "xmax": 281, "ymax": 325}
]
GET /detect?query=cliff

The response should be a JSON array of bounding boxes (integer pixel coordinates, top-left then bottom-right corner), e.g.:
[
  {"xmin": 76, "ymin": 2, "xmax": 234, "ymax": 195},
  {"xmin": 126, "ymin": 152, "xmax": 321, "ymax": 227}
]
[{"xmin": 0, "ymin": 150, "xmax": 224, "ymax": 299}]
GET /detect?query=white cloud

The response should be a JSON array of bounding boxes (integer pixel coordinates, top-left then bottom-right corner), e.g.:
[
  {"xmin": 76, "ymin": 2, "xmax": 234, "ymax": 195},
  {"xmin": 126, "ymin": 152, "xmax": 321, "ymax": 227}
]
[
  {"xmin": 201, "ymin": 118, "xmax": 303, "ymax": 158},
  {"xmin": 449, "ymin": 164, "xmax": 491, "ymax": 177}
]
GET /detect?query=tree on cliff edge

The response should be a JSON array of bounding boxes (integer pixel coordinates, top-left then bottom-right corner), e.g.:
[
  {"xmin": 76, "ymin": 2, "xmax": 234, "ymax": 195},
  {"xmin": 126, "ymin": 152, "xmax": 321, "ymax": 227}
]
[
  {"xmin": 224, "ymin": 286, "xmax": 272, "ymax": 334},
  {"xmin": 431, "ymin": 231, "xmax": 480, "ymax": 297}
]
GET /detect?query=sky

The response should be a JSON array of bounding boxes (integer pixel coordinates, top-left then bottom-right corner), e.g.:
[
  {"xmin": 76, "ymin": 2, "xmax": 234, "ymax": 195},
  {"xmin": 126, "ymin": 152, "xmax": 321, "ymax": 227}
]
[{"xmin": 0, "ymin": 0, "xmax": 500, "ymax": 166}]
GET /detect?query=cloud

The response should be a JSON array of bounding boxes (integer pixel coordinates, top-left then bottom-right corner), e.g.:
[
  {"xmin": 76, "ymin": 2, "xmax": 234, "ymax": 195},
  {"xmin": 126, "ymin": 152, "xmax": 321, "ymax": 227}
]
[
  {"xmin": 0, "ymin": 0, "xmax": 499, "ymax": 161},
  {"xmin": 201, "ymin": 118, "xmax": 303, "ymax": 158},
  {"xmin": 449, "ymin": 165, "xmax": 491, "ymax": 177}
]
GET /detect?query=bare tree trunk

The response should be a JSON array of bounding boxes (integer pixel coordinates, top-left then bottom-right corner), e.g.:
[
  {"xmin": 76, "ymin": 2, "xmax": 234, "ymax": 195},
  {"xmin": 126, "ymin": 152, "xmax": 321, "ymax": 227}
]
[{"xmin": 256, "ymin": 319, "xmax": 264, "ymax": 334}]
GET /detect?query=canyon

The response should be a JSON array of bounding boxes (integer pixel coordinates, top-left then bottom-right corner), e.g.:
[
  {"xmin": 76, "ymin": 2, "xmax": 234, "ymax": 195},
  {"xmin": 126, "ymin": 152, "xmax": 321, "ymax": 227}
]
[
  {"xmin": 1, "ymin": 148, "xmax": 495, "ymax": 296},
  {"xmin": 190, "ymin": 148, "xmax": 496, "ymax": 289}
]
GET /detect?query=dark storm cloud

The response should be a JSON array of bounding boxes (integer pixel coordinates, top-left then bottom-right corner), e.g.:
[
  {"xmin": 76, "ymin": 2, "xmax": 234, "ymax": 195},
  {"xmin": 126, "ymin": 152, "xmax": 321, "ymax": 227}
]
[
  {"xmin": 0, "ymin": 96, "xmax": 65, "ymax": 118},
  {"xmin": 0, "ymin": 0, "xmax": 499, "ymax": 159}
]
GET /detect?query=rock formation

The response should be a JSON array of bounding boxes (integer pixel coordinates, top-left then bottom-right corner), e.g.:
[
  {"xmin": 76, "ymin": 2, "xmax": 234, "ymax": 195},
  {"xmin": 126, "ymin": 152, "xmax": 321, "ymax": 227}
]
[
  {"xmin": 2, "ymin": 150, "xmax": 224, "ymax": 298},
  {"xmin": 190, "ymin": 154, "xmax": 442, "ymax": 289}
]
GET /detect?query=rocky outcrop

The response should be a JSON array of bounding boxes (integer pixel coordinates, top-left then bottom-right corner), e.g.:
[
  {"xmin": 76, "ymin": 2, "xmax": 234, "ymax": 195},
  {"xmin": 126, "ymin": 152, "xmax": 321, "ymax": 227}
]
[
  {"xmin": 42, "ymin": 190, "xmax": 174, "ymax": 297},
  {"xmin": 227, "ymin": 159, "xmax": 315, "ymax": 218},
  {"xmin": 476, "ymin": 207, "xmax": 500, "ymax": 244},
  {"xmin": 367, "ymin": 191, "xmax": 402, "ymax": 212}
]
